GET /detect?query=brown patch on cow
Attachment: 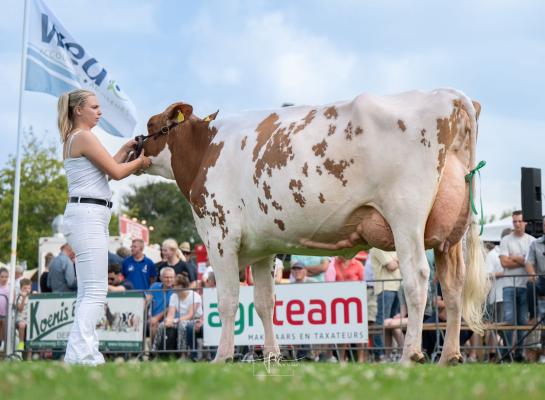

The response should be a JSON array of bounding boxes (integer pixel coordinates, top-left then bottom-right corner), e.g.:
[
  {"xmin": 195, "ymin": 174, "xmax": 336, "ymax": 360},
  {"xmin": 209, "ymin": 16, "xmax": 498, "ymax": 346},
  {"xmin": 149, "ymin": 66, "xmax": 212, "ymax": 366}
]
[
  {"xmin": 272, "ymin": 201, "xmax": 282, "ymax": 211},
  {"xmin": 344, "ymin": 121, "xmax": 354, "ymax": 140},
  {"xmin": 241, "ymin": 136, "xmax": 248, "ymax": 150},
  {"xmin": 293, "ymin": 110, "xmax": 317, "ymax": 134},
  {"xmin": 289, "ymin": 179, "xmax": 303, "ymax": 191},
  {"xmin": 302, "ymin": 162, "xmax": 309, "ymax": 177},
  {"xmin": 274, "ymin": 219, "xmax": 286, "ymax": 231},
  {"xmin": 253, "ymin": 113, "xmax": 281, "ymax": 161},
  {"xmin": 262, "ymin": 181, "xmax": 272, "ymax": 200},
  {"xmin": 207, "ymin": 126, "xmax": 219, "ymax": 142},
  {"xmin": 210, "ymin": 198, "xmax": 229, "ymax": 239},
  {"xmin": 292, "ymin": 192, "xmax": 306, "ymax": 207},
  {"xmin": 258, "ymin": 198, "xmax": 268, "ymax": 214},
  {"xmin": 328, "ymin": 124, "xmax": 336, "ymax": 136},
  {"xmin": 323, "ymin": 158, "xmax": 351, "ymax": 186},
  {"xmin": 319, "ymin": 193, "xmax": 325, "ymax": 203},
  {"xmin": 252, "ymin": 113, "xmax": 294, "ymax": 185},
  {"xmin": 289, "ymin": 179, "xmax": 305, "ymax": 207},
  {"xmin": 398, "ymin": 120, "xmax": 407, "ymax": 132},
  {"xmin": 323, "ymin": 106, "xmax": 338, "ymax": 120},
  {"xmin": 287, "ymin": 122, "xmax": 296, "ymax": 133},
  {"xmin": 217, "ymin": 242, "xmax": 224, "ymax": 257},
  {"xmin": 472, "ymin": 100, "xmax": 481, "ymax": 120},
  {"xmin": 436, "ymin": 101, "xmax": 463, "ymax": 174},
  {"xmin": 355, "ymin": 126, "xmax": 363, "ymax": 136},
  {"xmin": 420, "ymin": 129, "xmax": 430, "ymax": 147},
  {"xmin": 189, "ymin": 141, "xmax": 225, "ymax": 218},
  {"xmin": 316, "ymin": 165, "xmax": 323, "ymax": 175},
  {"xmin": 312, "ymin": 140, "xmax": 328, "ymax": 157}
]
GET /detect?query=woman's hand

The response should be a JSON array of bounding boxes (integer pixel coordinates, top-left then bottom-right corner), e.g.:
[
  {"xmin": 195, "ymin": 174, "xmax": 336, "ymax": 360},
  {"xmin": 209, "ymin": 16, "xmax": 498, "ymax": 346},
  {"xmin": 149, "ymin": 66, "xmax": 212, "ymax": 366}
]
[
  {"xmin": 122, "ymin": 138, "xmax": 138, "ymax": 154},
  {"xmin": 165, "ymin": 317, "xmax": 174, "ymax": 328},
  {"xmin": 137, "ymin": 149, "xmax": 152, "ymax": 171}
]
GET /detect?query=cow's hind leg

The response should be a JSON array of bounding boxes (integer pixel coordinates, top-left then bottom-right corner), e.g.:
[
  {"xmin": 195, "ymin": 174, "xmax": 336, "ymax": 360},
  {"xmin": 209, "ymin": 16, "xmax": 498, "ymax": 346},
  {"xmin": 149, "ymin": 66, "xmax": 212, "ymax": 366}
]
[
  {"xmin": 435, "ymin": 242, "xmax": 465, "ymax": 366},
  {"xmin": 211, "ymin": 251, "xmax": 241, "ymax": 363},
  {"xmin": 391, "ymin": 225, "xmax": 430, "ymax": 364},
  {"xmin": 252, "ymin": 257, "xmax": 281, "ymax": 362}
]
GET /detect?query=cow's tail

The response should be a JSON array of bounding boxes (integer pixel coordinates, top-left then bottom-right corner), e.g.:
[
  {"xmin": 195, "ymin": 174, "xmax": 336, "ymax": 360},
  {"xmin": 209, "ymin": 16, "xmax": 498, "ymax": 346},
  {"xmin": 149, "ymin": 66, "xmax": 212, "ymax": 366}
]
[
  {"xmin": 459, "ymin": 92, "xmax": 488, "ymax": 335},
  {"xmin": 462, "ymin": 219, "xmax": 488, "ymax": 334}
]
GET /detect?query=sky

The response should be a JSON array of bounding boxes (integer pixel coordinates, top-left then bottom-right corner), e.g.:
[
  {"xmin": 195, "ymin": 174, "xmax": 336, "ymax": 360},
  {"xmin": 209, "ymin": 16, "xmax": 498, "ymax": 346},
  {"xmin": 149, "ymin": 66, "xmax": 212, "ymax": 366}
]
[{"xmin": 1, "ymin": 0, "xmax": 545, "ymax": 221}]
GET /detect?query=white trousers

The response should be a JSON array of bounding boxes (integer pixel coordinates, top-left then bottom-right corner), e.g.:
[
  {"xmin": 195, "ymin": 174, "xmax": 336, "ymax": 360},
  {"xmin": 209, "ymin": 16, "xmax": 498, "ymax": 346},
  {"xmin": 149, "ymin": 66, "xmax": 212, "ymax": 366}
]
[{"xmin": 62, "ymin": 203, "xmax": 111, "ymax": 365}]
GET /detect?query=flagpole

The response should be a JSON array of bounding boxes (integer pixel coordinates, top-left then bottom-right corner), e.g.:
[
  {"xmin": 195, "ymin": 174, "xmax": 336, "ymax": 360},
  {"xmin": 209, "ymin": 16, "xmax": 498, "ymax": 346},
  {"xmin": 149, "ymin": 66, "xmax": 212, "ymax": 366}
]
[{"xmin": 6, "ymin": 0, "xmax": 30, "ymax": 357}]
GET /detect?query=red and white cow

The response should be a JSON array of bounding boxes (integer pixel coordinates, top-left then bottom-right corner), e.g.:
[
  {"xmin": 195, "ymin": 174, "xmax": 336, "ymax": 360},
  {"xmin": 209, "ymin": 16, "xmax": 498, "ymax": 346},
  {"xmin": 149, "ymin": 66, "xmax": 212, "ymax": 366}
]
[{"xmin": 142, "ymin": 88, "xmax": 488, "ymax": 365}]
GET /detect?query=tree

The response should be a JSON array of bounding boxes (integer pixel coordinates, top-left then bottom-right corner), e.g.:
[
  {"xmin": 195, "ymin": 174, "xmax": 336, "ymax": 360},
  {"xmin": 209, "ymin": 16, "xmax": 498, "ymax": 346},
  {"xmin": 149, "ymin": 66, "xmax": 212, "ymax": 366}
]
[
  {"xmin": 0, "ymin": 129, "xmax": 67, "ymax": 268},
  {"xmin": 121, "ymin": 181, "xmax": 200, "ymax": 245},
  {"xmin": 500, "ymin": 209, "xmax": 514, "ymax": 220}
]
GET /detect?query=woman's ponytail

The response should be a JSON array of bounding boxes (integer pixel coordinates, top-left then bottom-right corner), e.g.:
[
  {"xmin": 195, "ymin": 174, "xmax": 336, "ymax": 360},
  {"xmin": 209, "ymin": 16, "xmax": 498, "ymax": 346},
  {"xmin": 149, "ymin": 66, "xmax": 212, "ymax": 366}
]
[
  {"xmin": 57, "ymin": 93, "xmax": 72, "ymax": 142},
  {"xmin": 57, "ymin": 89, "xmax": 95, "ymax": 143}
]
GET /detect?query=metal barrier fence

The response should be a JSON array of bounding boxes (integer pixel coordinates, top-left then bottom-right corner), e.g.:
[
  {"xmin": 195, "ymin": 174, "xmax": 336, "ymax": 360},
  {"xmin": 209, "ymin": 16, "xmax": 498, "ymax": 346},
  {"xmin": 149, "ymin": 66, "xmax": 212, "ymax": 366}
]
[{"xmin": 7, "ymin": 274, "xmax": 545, "ymax": 362}]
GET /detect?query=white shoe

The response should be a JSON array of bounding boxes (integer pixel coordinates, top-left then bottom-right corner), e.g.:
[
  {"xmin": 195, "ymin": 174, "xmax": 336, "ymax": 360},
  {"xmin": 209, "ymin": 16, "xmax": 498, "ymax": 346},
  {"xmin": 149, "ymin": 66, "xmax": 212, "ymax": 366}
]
[{"xmin": 328, "ymin": 356, "xmax": 338, "ymax": 363}]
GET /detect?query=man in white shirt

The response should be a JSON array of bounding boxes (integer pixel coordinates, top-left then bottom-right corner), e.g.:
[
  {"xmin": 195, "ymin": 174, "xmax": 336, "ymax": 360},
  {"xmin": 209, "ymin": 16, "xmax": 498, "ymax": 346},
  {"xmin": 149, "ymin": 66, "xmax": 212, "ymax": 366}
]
[
  {"xmin": 499, "ymin": 210, "xmax": 535, "ymax": 358},
  {"xmin": 486, "ymin": 228, "xmax": 513, "ymax": 322}
]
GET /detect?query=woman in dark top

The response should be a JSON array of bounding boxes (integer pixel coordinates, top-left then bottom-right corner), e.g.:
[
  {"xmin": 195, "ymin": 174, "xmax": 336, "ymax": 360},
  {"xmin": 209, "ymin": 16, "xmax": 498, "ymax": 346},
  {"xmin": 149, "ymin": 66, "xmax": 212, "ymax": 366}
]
[
  {"xmin": 40, "ymin": 252, "xmax": 54, "ymax": 293},
  {"xmin": 157, "ymin": 239, "xmax": 196, "ymax": 282}
]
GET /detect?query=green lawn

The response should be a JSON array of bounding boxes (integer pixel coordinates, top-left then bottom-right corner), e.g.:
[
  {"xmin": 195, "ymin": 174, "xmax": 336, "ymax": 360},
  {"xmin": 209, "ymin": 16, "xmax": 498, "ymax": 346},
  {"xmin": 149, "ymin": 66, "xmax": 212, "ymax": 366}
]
[{"xmin": 1, "ymin": 361, "xmax": 544, "ymax": 400}]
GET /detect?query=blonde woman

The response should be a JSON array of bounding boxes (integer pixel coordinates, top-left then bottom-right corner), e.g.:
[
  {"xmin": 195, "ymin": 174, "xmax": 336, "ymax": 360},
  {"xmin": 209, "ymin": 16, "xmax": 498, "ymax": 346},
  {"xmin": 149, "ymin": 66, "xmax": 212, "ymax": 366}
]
[
  {"xmin": 58, "ymin": 89, "xmax": 151, "ymax": 365},
  {"xmin": 157, "ymin": 239, "xmax": 197, "ymax": 283}
]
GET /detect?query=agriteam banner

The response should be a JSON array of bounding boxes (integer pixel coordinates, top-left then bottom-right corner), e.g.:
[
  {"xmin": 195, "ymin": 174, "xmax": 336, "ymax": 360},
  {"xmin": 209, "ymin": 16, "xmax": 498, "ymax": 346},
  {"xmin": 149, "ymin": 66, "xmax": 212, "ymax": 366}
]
[
  {"xmin": 27, "ymin": 292, "xmax": 145, "ymax": 351},
  {"xmin": 203, "ymin": 281, "xmax": 368, "ymax": 346}
]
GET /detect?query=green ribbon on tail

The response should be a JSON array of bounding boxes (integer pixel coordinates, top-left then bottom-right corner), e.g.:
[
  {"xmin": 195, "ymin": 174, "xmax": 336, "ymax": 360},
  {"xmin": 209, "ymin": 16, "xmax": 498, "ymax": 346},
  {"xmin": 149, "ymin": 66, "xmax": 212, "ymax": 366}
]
[{"xmin": 465, "ymin": 160, "xmax": 486, "ymax": 235}]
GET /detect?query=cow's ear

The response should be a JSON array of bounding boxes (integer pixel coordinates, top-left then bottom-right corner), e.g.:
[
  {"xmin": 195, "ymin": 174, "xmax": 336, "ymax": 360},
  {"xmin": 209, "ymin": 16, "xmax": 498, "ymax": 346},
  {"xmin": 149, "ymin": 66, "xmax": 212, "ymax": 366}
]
[
  {"xmin": 203, "ymin": 110, "xmax": 219, "ymax": 123},
  {"xmin": 168, "ymin": 103, "xmax": 193, "ymax": 123}
]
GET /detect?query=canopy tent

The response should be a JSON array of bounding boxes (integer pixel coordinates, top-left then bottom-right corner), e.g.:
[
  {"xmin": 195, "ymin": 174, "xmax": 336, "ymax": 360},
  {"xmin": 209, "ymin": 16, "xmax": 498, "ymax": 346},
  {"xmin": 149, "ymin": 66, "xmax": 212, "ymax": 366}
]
[{"xmin": 481, "ymin": 217, "xmax": 512, "ymax": 243}]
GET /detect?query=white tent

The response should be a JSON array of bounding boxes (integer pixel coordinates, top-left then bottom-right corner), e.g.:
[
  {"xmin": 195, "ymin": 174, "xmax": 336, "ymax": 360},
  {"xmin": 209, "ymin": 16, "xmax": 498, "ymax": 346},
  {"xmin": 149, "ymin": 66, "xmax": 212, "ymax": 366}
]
[{"xmin": 481, "ymin": 217, "xmax": 512, "ymax": 243}]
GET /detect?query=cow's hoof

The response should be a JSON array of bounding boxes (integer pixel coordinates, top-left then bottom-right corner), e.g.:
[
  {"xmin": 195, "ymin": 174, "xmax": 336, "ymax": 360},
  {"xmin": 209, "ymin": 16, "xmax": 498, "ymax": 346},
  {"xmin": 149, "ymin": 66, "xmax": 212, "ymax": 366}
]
[
  {"xmin": 410, "ymin": 352, "xmax": 426, "ymax": 364},
  {"xmin": 447, "ymin": 354, "xmax": 464, "ymax": 366},
  {"xmin": 264, "ymin": 352, "xmax": 283, "ymax": 365}
]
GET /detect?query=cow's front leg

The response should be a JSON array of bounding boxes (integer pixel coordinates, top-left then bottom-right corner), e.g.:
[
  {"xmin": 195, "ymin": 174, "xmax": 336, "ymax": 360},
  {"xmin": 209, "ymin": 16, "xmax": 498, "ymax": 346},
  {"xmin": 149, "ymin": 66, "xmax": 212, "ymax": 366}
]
[
  {"xmin": 252, "ymin": 257, "xmax": 281, "ymax": 362},
  {"xmin": 211, "ymin": 252, "xmax": 241, "ymax": 363}
]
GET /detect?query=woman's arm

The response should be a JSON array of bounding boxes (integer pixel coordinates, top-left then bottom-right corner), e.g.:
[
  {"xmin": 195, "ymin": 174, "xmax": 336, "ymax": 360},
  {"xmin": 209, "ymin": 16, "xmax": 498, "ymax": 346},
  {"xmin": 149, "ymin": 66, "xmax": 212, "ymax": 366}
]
[
  {"xmin": 78, "ymin": 131, "xmax": 150, "ymax": 180},
  {"xmin": 164, "ymin": 306, "xmax": 176, "ymax": 327}
]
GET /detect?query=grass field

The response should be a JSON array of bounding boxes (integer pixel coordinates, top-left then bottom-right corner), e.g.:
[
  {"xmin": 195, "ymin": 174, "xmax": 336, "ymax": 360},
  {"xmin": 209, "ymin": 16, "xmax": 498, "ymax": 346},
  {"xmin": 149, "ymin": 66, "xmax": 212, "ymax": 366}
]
[{"xmin": 1, "ymin": 361, "xmax": 544, "ymax": 400}]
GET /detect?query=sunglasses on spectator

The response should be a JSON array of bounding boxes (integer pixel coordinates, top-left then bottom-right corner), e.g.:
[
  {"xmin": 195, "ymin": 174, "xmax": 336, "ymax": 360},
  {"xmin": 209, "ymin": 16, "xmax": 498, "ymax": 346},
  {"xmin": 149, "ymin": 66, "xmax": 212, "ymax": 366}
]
[{"xmin": 182, "ymin": 251, "xmax": 191, "ymax": 255}]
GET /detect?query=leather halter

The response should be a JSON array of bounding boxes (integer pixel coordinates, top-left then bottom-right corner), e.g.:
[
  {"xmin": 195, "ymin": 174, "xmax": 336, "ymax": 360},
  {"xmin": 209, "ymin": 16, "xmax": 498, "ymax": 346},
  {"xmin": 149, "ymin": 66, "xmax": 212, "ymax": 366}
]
[{"xmin": 133, "ymin": 119, "xmax": 183, "ymax": 158}]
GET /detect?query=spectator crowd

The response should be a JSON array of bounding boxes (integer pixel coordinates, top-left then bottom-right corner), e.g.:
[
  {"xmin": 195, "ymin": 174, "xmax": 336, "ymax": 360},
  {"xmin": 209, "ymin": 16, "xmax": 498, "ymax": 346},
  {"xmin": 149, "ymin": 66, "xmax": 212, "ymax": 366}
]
[{"xmin": 1, "ymin": 210, "xmax": 545, "ymax": 364}]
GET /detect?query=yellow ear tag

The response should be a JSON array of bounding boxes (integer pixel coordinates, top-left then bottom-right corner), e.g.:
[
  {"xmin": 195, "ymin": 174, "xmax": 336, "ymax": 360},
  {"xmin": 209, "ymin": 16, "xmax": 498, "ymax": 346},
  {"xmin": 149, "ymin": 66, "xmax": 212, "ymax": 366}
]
[
  {"xmin": 177, "ymin": 110, "xmax": 185, "ymax": 123},
  {"xmin": 203, "ymin": 115, "xmax": 211, "ymax": 122}
]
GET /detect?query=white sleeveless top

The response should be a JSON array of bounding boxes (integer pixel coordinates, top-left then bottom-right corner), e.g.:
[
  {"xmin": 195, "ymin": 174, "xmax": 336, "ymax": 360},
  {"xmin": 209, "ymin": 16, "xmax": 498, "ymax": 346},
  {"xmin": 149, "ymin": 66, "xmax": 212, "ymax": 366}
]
[{"xmin": 64, "ymin": 131, "xmax": 112, "ymax": 200}]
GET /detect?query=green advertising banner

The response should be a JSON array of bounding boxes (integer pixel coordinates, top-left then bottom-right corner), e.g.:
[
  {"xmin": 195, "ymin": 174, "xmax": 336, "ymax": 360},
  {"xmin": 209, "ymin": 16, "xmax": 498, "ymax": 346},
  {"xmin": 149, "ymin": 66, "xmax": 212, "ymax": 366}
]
[{"xmin": 27, "ymin": 292, "xmax": 145, "ymax": 352}]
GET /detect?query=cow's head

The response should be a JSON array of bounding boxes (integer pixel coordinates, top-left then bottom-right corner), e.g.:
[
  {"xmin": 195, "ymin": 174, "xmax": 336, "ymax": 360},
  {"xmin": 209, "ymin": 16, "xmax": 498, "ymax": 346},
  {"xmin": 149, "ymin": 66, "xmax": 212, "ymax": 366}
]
[{"xmin": 142, "ymin": 102, "xmax": 219, "ymax": 195}]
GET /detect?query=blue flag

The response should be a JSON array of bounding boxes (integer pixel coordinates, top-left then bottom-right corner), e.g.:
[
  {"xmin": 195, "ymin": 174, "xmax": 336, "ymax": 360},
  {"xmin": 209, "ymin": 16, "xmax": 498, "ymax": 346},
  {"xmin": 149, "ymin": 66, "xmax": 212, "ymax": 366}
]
[{"xmin": 25, "ymin": 0, "xmax": 138, "ymax": 137}]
